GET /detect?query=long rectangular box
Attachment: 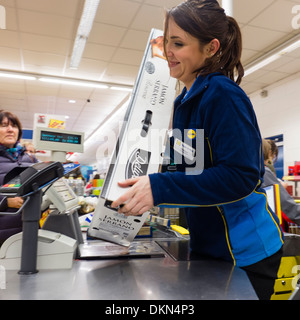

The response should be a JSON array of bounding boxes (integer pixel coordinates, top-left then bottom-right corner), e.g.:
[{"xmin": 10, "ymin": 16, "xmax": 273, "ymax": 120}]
[
  {"xmin": 88, "ymin": 29, "xmax": 177, "ymax": 246},
  {"xmin": 101, "ymin": 28, "xmax": 177, "ymax": 204}
]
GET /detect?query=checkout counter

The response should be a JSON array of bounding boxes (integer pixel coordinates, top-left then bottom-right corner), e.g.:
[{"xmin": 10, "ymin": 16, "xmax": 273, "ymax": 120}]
[
  {"xmin": 0, "ymin": 162, "xmax": 258, "ymax": 300},
  {"xmin": 0, "ymin": 161, "xmax": 298, "ymax": 301},
  {"xmin": 1, "ymin": 239, "xmax": 258, "ymax": 300}
]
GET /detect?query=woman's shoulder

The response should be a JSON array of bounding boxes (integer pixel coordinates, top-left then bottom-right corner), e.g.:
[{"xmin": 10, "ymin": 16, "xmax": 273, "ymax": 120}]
[
  {"xmin": 0, "ymin": 149, "xmax": 13, "ymax": 162},
  {"xmin": 207, "ymin": 73, "xmax": 246, "ymax": 97}
]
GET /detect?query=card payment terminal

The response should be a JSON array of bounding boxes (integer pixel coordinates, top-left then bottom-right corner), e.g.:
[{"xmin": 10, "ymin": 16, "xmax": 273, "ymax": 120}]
[
  {"xmin": 0, "ymin": 162, "xmax": 77, "ymax": 274},
  {"xmin": 0, "ymin": 161, "xmax": 64, "ymax": 198}
]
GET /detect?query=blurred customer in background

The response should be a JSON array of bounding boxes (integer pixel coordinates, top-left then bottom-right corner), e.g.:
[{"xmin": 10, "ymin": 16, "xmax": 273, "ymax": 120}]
[
  {"xmin": 262, "ymin": 138, "xmax": 300, "ymax": 230},
  {"xmin": 0, "ymin": 110, "xmax": 37, "ymax": 245}
]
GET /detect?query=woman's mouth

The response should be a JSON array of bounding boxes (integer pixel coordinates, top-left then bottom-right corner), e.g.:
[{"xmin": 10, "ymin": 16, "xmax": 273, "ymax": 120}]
[{"xmin": 169, "ymin": 61, "xmax": 179, "ymax": 68}]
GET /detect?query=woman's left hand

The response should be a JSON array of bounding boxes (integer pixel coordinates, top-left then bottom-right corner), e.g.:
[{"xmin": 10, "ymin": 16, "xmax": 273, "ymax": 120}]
[
  {"xmin": 111, "ymin": 175, "xmax": 154, "ymax": 216},
  {"xmin": 7, "ymin": 197, "xmax": 24, "ymax": 209}
]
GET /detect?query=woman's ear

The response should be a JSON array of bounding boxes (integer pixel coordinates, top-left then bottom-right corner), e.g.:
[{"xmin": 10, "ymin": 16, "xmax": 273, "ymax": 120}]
[{"xmin": 207, "ymin": 38, "xmax": 220, "ymax": 57}]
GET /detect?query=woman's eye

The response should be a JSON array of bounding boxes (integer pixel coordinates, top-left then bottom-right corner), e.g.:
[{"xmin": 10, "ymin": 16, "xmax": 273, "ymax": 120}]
[{"xmin": 174, "ymin": 42, "xmax": 183, "ymax": 47}]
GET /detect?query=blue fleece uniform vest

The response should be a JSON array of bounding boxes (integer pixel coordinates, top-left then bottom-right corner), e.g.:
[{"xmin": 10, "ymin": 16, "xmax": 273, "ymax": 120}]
[{"xmin": 149, "ymin": 73, "xmax": 284, "ymax": 267}]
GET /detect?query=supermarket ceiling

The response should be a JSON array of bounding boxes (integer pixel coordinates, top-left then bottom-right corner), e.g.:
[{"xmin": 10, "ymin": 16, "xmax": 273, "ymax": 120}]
[{"xmin": 0, "ymin": 0, "xmax": 300, "ymax": 166}]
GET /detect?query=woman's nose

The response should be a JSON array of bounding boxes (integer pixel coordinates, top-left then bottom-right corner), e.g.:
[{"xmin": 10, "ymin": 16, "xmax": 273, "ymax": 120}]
[
  {"xmin": 6, "ymin": 124, "xmax": 14, "ymax": 130},
  {"xmin": 165, "ymin": 46, "xmax": 173, "ymax": 58}
]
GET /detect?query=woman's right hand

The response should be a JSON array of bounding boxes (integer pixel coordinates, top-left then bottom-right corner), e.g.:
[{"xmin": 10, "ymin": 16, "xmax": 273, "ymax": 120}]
[{"xmin": 7, "ymin": 197, "xmax": 24, "ymax": 209}]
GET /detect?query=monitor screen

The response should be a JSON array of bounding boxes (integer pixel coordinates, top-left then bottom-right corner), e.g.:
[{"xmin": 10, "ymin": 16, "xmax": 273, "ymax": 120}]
[
  {"xmin": 33, "ymin": 127, "xmax": 84, "ymax": 153},
  {"xmin": 40, "ymin": 130, "xmax": 82, "ymax": 145}
]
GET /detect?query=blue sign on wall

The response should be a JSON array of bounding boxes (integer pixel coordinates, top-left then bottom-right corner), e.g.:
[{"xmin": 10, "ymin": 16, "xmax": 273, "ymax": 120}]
[{"xmin": 22, "ymin": 129, "xmax": 33, "ymax": 140}]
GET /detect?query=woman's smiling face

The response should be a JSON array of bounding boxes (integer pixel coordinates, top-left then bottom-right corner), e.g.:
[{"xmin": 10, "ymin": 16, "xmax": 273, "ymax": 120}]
[{"xmin": 164, "ymin": 17, "xmax": 210, "ymax": 91}]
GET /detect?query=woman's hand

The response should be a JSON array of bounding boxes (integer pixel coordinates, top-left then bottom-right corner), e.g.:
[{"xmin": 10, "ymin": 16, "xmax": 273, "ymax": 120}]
[
  {"xmin": 111, "ymin": 176, "xmax": 154, "ymax": 216},
  {"xmin": 7, "ymin": 197, "xmax": 24, "ymax": 209}
]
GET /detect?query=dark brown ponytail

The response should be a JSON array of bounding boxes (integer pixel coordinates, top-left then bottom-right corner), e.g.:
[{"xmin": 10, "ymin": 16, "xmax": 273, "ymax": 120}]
[
  {"xmin": 164, "ymin": 0, "xmax": 244, "ymax": 84},
  {"xmin": 220, "ymin": 16, "xmax": 244, "ymax": 84}
]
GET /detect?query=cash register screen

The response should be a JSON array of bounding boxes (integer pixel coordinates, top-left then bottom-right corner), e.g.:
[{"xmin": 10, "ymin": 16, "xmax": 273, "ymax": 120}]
[
  {"xmin": 33, "ymin": 127, "xmax": 84, "ymax": 153},
  {"xmin": 45, "ymin": 179, "xmax": 78, "ymax": 213},
  {"xmin": 40, "ymin": 131, "xmax": 82, "ymax": 145}
]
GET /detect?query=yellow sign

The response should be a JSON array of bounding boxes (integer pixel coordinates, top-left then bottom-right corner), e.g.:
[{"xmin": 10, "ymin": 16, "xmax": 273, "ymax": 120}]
[
  {"xmin": 48, "ymin": 119, "xmax": 65, "ymax": 129},
  {"xmin": 187, "ymin": 129, "xmax": 196, "ymax": 139}
]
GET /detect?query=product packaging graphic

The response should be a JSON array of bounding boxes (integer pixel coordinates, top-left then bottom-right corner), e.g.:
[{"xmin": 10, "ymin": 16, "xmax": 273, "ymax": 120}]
[
  {"xmin": 88, "ymin": 29, "xmax": 177, "ymax": 246},
  {"xmin": 88, "ymin": 197, "xmax": 149, "ymax": 246}
]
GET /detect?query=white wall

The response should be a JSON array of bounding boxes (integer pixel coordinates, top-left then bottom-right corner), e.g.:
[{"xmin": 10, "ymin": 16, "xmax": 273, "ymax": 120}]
[{"xmin": 249, "ymin": 72, "xmax": 300, "ymax": 175}]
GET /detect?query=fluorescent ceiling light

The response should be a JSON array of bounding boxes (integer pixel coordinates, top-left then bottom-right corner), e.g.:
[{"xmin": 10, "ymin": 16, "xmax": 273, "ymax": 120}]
[
  {"xmin": 0, "ymin": 72, "xmax": 36, "ymax": 80},
  {"xmin": 0, "ymin": 69, "xmax": 133, "ymax": 90},
  {"xmin": 222, "ymin": 0, "xmax": 233, "ymax": 16},
  {"xmin": 110, "ymin": 86, "xmax": 133, "ymax": 92},
  {"xmin": 244, "ymin": 55, "xmax": 280, "ymax": 76},
  {"xmin": 70, "ymin": 0, "xmax": 101, "ymax": 69},
  {"xmin": 279, "ymin": 39, "xmax": 300, "ymax": 55},
  {"xmin": 244, "ymin": 37, "xmax": 300, "ymax": 77},
  {"xmin": 70, "ymin": 37, "xmax": 87, "ymax": 69},
  {"xmin": 39, "ymin": 77, "xmax": 108, "ymax": 89}
]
